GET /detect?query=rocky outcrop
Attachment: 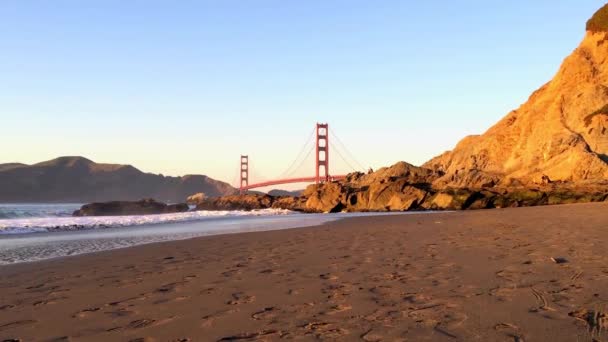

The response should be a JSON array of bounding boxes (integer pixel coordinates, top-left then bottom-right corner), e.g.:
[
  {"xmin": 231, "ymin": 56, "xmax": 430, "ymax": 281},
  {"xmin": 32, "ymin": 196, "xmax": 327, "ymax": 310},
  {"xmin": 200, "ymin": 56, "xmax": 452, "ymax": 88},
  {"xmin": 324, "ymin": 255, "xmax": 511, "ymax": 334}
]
[
  {"xmin": 298, "ymin": 162, "xmax": 436, "ymax": 212},
  {"xmin": 186, "ymin": 192, "xmax": 207, "ymax": 205},
  {"xmin": 73, "ymin": 199, "xmax": 189, "ymax": 216},
  {"xmin": 423, "ymin": 5, "xmax": 608, "ymax": 187},
  {"xmin": 300, "ymin": 182, "xmax": 608, "ymax": 213},
  {"xmin": 194, "ymin": 193, "xmax": 311, "ymax": 212},
  {"xmin": 196, "ymin": 194, "xmax": 276, "ymax": 211}
]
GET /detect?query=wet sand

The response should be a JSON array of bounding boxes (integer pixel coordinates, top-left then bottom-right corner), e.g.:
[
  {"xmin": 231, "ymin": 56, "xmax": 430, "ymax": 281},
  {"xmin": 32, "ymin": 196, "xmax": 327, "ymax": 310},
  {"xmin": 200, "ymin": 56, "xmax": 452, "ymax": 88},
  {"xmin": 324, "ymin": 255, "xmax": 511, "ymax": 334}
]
[{"xmin": 1, "ymin": 202, "xmax": 608, "ymax": 341}]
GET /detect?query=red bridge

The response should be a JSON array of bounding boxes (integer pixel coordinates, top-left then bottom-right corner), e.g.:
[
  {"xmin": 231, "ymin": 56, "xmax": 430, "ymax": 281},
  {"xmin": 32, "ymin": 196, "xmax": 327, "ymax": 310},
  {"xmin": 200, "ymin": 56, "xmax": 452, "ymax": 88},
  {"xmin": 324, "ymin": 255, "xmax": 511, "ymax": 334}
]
[{"xmin": 238, "ymin": 123, "xmax": 362, "ymax": 193}]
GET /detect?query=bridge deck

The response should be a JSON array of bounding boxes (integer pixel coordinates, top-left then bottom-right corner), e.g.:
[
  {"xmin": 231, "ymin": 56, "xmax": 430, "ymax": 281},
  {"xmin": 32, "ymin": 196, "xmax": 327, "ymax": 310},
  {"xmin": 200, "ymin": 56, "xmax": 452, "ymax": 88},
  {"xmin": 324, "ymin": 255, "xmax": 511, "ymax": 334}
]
[{"xmin": 241, "ymin": 175, "xmax": 347, "ymax": 191}]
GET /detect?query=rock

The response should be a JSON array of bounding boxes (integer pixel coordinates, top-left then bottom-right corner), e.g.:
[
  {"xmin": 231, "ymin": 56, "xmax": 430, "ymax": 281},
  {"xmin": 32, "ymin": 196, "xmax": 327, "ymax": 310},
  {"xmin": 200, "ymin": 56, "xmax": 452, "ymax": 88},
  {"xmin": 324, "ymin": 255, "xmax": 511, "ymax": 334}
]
[
  {"xmin": 196, "ymin": 194, "xmax": 275, "ymax": 211},
  {"xmin": 166, "ymin": 203, "xmax": 190, "ymax": 213},
  {"xmin": 73, "ymin": 199, "xmax": 189, "ymax": 216},
  {"xmin": 303, "ymin": 182, "xmax": 346, "ymax": 213},
  {"xmin": 345, "ymin": 161, "xmax": 439, "ymax": 187},
  {"xmin": 346, "ymin": 180, "xmax": 429, "ymax": 211},
  {"xmin": 423, "ymin": 7, "xmax": 608, "ymax": 187},
  {"xmin": 295, "ymin": 163, "xmax": 437, "ymax": 212},
  {"xmin": 186, "ymin": 192, "xmax": 207, "ymax": 205},
  {"xmin": 429, "ymin": 193, "xmax": 457, "ymax": 209},
  {"xmin": 423, "ymin": 189, "xmax": 478, "ymax": 210},
  {"xmin": 271, "ymin": 196, "xmax": 308, "ymax": 212}
]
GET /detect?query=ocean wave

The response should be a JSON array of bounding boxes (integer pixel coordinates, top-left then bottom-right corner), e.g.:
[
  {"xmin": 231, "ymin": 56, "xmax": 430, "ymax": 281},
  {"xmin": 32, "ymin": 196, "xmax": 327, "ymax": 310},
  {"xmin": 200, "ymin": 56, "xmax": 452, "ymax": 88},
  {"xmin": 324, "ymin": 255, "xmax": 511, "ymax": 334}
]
[
  {"xmin": 0, "ymin": 204, "xmax": 80, "ymax": 219},
  {"xmin": 0, "ymin": 208, "xmax": 295, "ymax": 234}
]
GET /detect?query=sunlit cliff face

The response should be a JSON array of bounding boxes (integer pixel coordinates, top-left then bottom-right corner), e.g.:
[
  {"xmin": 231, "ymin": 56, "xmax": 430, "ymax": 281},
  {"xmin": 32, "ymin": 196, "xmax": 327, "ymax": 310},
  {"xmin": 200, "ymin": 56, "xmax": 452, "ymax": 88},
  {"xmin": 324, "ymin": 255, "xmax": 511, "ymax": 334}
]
[{"xmin": 583, "ymin": 112, "xmax": 608, "ymax": 160}]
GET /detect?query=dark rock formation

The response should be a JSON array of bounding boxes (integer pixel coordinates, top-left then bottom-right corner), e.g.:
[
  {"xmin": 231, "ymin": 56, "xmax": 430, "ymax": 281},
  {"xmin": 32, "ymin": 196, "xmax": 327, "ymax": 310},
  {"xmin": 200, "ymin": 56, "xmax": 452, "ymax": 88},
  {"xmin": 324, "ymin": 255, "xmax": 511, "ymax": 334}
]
[
  {"xmin": 196, "ymin": 194, "xmax": 276, "ymax": 211},
  {"xmin": 195, "ymin": 193, "xmax": 310, "ymax": 212},
  {"xmin": 73, "ymin": 199, "xmax": 189, "ymax": 217}
]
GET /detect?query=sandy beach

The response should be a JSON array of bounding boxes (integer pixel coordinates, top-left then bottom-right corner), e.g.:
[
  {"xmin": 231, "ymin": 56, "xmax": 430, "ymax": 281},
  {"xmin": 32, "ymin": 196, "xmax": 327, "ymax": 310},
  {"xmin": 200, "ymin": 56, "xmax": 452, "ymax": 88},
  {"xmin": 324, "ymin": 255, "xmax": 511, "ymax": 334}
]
[{"xmin": 1, "ymin": 203, "xmax": 608, "ymax": 341}]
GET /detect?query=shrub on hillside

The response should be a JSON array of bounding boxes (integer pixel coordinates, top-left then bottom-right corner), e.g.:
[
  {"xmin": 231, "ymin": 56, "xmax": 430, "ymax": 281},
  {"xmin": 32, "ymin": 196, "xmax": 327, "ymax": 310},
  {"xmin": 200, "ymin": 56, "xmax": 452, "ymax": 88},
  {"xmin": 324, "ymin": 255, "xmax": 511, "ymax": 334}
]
[{"xmin": 587, "ymin": 4, "xmax": 608, "ymax": 32}]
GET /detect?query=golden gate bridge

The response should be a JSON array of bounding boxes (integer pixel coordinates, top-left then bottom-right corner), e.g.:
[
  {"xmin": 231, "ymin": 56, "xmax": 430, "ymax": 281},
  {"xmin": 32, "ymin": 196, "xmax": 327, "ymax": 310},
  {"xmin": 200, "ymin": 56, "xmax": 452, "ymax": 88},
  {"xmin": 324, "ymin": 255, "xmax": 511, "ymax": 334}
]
[{"xmin": 236, "ymin": 123, "xmax": 364, "ymax": 194}]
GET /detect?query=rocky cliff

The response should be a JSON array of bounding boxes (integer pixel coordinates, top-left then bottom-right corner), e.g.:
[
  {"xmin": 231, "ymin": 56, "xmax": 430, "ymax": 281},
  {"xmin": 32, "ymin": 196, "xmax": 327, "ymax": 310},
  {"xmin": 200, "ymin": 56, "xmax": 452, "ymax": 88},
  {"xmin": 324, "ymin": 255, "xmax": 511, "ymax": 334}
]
[
  {"xmin": 0, "ymin": 156, "xmax": 237, "ymax": 203},
  {"xmin": 424, "ymin": 5, "xmax": 608, "ymax": 187}
]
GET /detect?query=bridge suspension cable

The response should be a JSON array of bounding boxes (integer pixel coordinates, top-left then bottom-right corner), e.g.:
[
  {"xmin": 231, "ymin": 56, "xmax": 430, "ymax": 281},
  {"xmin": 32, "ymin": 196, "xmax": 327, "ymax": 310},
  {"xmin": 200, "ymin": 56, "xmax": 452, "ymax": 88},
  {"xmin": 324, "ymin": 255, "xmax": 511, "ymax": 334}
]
[
  {"xmin": 237, "ymin": 122, "xmax": 358, "ymax": 192},
  {"xmin": 231, "ymin": 160, "xmax": 241, "ymax": 189},
  {"xmin": 332, "ymin": 144, "xmax": 358, "ymax": 173},
  {"xmin": 283, "ymin": 144, "xmax": 314, "ymax": 178},
  {"xmin": 277, "ymin": 126, "xmax": 316, "ymax": 179},
  {"xmin": 329, "ymin": 127, "xmax": 366, "ymax": 172}
]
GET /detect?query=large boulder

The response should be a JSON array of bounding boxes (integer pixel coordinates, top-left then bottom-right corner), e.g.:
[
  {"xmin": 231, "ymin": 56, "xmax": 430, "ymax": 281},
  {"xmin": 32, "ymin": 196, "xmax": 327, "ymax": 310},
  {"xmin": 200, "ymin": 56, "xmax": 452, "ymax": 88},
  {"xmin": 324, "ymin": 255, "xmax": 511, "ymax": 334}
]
[
  {"xmin": 271, "ymin": 196, "xmax": 308, "ymax": 212},
  {"xmin": 303, "ymin": 182, "xmax": 347, "ymax": 213},
  {"xmin": 299, "ymin": 168, "xmax": 434, "ymax": 212},
  {"xmin": 346, "ymin": 179, "xmax": 429, "ymax": 211},
  {"xmin": 73, "ymin": 199, "xmax": 189, "ymax": 216}
]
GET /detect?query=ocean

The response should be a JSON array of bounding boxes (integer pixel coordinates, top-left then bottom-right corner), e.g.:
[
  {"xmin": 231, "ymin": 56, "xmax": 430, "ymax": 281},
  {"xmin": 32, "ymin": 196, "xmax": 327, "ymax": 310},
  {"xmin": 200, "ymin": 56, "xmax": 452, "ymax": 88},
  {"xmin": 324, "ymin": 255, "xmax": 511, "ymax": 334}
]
[{"xmin": 0, "ymin": 203, "xmax": 419, "ymax": 265}]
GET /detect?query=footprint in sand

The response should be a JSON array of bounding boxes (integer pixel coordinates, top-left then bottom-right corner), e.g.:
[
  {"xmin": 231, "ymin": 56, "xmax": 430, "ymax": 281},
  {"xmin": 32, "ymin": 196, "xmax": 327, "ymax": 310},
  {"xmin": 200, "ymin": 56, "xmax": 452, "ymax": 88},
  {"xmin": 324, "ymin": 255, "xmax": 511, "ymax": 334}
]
[
  {"xmin": 156, "ymin": 280, "xmax": 188, "ymax": 293},
  {"xmin": 287, "ymin": 288, "xmax": 301, "ymax": 295},
  {"xmin": 33, "ymin": 297, "xmax": 67, "ymax": 306},
  {"xmin": 0, "ymin": 319, "xmax": 37, "ymax": 331},
  {"xmin": 227, "ymin": 292, "xmax": 255, "ymax": 305},
  {"xmin": 319, "ymin": 273, "xmax": 339, "ymax": 280},
  {"xmin": 360, "ymin": 328, "xmax": 383, "ymax": 342},
  {"xmin": 494, "ymin": 322, "xmax": 525, "ymax": 342},
  {"xmin": 104, "ymin": 308, "xmax": 138, "ymax": 318},
  {"xmin": 251, "ymin": 307, "xmax": 277, "ymax": 320},
  {"xmin": 299, "ymin": 322, "xmax": 350, "ymax": 339},
  {"xmin": 569, "ymin": 308, "xmax": 608, "ymax": 334},
  {"xmin": 325, "ymin": 304, "xmax": 352, "ymax": 315},
  {"xmin": 530, "ymin": 288, "xmax": 556, "ymax": 312},
  {"xmin": 221, "ymin": 269, "xmax": 242, "ymax": 278},
  {"xmin": 108, "ymin": 316, "xmax": 176, "ymax": 332},
  {"xmin": 201, "ymin": 308, "xmax": 239, "ymax": 327},
  {"xmin": 200, "ymin": 287, "xmax": 218, "ymax": 295},
  {"xmin": 489, "ymin": 286, "xmax": 519, "ymax": 302},
  {"xmin": 73, "ymin": 307, "xmax": 101, "ymax": 318},
  {"xmin": 217, "ymin": 330, "xmax": 281, "ymax": 341}
]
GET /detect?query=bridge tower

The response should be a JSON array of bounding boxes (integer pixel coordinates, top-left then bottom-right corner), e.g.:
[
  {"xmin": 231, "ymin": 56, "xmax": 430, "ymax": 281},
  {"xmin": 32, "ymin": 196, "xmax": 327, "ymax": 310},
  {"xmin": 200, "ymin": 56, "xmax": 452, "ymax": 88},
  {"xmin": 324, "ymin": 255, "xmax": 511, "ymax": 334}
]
[
  {"xmin": 240, "ymin": 155, "xmax": 249, "ymax": 194},
  {"xmin": 315, "ymin": 123, "xmax": 329, "ymax": 183}
]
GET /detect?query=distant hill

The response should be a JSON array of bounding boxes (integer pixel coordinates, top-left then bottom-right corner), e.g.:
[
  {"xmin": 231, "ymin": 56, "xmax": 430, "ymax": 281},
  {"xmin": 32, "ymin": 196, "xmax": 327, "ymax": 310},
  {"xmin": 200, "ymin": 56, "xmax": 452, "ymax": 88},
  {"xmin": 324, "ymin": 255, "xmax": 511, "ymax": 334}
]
[
  {"xmin": 267, "ymin": 189, "xmax": 304, "ymax": 197},
  {"xmin": 0, "ymin": 163, "xmax": 27, "ymax": 172},
  {"xmin": 0, "ymin": 156, "xmax": 237, "ymax": 203}
]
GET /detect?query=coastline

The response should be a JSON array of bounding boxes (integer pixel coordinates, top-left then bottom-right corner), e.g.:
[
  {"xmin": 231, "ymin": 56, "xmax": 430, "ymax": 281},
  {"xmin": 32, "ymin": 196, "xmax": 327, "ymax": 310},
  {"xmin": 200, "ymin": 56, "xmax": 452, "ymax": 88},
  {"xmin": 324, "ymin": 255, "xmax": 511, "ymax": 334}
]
[
  {"xmin": 1, "ymin": 203, "xmax": 607, "ymax": 340},
  {"xmin": 0, "ymin": 211, "xmax": 418, "ymax": 265}
]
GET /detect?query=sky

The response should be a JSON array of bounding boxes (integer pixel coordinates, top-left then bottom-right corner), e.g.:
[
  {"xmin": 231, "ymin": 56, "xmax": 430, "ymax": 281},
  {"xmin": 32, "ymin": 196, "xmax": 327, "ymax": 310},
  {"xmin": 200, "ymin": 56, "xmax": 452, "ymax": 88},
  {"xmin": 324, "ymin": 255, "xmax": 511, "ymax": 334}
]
[{"xmin": 1, "ymin": 1, "xmax": 606, "ymax": 188}]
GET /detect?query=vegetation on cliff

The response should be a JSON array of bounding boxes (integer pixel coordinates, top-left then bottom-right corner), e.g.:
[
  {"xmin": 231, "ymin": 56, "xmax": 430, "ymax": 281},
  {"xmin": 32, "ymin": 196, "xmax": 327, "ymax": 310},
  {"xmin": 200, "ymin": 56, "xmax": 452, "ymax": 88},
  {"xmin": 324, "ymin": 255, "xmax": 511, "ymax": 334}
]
[{"xmin": 587, "ymin": 4, "xmax": 608, "ymax": 32}]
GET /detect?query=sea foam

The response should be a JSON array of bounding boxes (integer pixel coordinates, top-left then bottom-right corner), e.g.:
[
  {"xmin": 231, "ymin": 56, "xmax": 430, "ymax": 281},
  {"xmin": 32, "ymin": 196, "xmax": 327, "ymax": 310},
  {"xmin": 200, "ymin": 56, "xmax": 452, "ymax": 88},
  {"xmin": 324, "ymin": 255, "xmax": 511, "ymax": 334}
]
[{"xmin": 0, "ymin": 208, "xmax": 294, "ymax": 234}]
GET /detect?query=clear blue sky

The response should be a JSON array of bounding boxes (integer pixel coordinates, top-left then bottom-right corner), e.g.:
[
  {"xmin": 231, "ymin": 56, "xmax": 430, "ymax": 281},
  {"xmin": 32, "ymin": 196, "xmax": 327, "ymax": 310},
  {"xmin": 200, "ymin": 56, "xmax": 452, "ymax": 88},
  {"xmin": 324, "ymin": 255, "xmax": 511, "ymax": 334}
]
[{"xmin": 1, "ymin": 1, "xmax": 605, "ymax": 186}]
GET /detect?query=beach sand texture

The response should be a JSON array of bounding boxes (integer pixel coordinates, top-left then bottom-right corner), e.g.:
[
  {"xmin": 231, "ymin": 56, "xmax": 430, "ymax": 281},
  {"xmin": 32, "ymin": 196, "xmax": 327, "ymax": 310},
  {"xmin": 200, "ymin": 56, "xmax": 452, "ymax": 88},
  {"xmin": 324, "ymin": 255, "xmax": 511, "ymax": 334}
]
[{"xmin": 1, "ymin": 203, "xmax": 608, "ymax": 341}]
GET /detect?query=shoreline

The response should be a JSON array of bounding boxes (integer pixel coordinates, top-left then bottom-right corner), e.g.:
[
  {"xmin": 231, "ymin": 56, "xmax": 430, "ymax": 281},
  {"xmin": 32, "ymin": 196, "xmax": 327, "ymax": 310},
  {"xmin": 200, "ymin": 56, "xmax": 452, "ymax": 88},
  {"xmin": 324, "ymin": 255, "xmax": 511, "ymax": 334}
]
[
  {"xmin": 1, "ymin": 202, "xmax": 607, "ymax": 340},
  {"xmin": 0, "ymin": 211, "xmax": 434, "ymax": 266}
]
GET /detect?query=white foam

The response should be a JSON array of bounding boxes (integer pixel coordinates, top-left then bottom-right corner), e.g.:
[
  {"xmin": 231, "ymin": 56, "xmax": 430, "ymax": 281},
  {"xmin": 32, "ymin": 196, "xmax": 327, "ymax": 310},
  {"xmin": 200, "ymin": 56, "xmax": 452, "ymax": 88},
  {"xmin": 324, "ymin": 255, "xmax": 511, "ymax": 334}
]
[{"xmin": 0, "ymin": 208, "xmax": 294, "ymax": 234}]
